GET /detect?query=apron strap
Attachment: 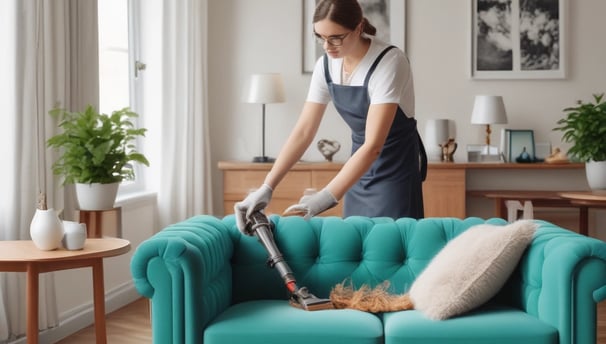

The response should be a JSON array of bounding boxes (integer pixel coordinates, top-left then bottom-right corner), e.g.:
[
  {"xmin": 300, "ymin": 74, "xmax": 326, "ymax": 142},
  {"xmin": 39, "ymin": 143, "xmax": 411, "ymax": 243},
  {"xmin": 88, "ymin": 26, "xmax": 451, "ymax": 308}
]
[
  {"xmin": 417, "ymin": 131, "xmax": 428, "ymax": 182},
  {"xmin": 364, "ymin": 46, "xmax": 396, "ymax": 86}
]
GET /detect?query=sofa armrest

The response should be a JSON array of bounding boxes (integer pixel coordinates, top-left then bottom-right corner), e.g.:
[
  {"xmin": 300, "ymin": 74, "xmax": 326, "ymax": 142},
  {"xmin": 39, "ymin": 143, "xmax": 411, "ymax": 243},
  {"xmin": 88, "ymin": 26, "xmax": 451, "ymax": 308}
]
[
  {"xmin": 509, "ymin": 220, "xmax": 606, "ymax": 344},
  {"xmin": 130, "ymin": 215, "xmax": 234, "ymax": 344}
]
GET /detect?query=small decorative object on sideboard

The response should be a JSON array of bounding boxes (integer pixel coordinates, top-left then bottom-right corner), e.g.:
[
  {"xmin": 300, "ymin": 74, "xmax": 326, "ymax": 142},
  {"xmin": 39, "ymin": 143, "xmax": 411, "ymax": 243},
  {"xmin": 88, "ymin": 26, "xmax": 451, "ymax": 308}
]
[
  {"xmin": 553, "ymin": 93, "xmax": 606, "ymax": 190},
  {"xmin": 545, "ymin": 147, "xmax": 569, "ymax": 164},
  {"xmin": 515, "ymin": 147, "xmax": 533, "ymax": 163},
  {"xmin": 47, "ymin": 105, "xmax": 150, "ymax": 210},
  {"xmin": 30, "ymin": 193, "xmax": 64, "ymax": 251},
  {"xmin": 317, "ymin": 139, "xmax": 341, "ymax": 162},
  {"xmin": 440, "ymin": 138, "xmax": 457, "ymax": 162}
]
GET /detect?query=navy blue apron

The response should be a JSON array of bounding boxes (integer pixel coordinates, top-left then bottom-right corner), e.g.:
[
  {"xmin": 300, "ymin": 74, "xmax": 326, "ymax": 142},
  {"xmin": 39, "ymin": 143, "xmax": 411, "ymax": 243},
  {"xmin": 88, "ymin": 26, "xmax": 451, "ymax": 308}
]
[{"xmin": 324, "ymin": 46, "xmax": 427, "ymax": 219}]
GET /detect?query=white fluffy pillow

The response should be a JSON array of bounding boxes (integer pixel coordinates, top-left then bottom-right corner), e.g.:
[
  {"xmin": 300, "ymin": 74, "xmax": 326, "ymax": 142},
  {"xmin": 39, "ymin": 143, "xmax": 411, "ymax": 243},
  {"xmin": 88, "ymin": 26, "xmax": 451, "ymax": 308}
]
[{"xmin": 409, "ymin": 220, "xmax": 537, "ymax": 320}]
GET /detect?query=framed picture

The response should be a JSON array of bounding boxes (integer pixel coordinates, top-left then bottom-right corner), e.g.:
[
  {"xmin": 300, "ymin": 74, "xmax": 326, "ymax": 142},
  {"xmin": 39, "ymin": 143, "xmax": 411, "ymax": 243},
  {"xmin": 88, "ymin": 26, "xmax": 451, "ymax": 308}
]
[
  {"xmin": 508, "ymin": 129, "xmax": 535, "ymax": 163},
  {"xmin": 302, "ymin": 0, "xmax": 406, "ymax": 74},
  {"xmin": 470, "ymin": 0, "xmax": 566, "ymax": 79}
]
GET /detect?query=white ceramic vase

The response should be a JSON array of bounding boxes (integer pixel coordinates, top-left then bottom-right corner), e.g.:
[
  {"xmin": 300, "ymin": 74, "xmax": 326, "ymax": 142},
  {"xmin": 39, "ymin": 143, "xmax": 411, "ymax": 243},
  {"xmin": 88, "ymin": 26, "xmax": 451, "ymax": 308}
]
[
  {"xmin": 62, "ymin": 221, "xmax": 87, "ymax": 250},
  {"xmin": 30, "ymin": 208, "xmax": 64, "ymax": 250},
  {"xmin": 76, "ymin": 182, "xmax": 120, "ymax": 210},
  {"xmin": 586, "ymin": 160, "xmax": 606, "ymax": 190},
  {"xmin": 424, "ymin": 119, "xmax": 450, "ymax": 161}
]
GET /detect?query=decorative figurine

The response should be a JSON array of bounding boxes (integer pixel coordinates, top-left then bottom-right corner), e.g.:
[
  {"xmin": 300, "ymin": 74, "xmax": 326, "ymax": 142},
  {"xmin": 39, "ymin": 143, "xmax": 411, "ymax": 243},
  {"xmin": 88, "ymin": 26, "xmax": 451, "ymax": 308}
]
[
  {"xmin": 317, "ymin": 139, "xmax": 341, "ymax": 162},
  {"xmin": 439, "ymin": 138, "xmax": 457, "ymax": 162},
  {"xmin": 545, "ymin": 147, "xmax": 569, "ymax": 164},
  {"xmin": 515, "ymin": 147, "xmax": 533, "ymax": 163}
]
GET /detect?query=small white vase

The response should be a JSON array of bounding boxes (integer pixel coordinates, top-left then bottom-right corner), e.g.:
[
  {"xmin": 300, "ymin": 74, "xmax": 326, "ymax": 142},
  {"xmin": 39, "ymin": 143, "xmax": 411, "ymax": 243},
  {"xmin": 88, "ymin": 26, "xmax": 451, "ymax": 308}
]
[
  {"xmin": 76, "ymin": 182, "xmax": 120, "ymax": 210},
  {"xmin": 30, "ymin": 208, "xmax": 64, "ymax": 250},
  {"xmin": 424, "ymin": 119, "xmax": 450, "ymax": 162},
  {"xmin": 62, "ymin": 221, "xmax": 87, "ymax": 250},
  {"xmin": 586, "ymin": 160, "xmax": 606, "ymax": 190}
]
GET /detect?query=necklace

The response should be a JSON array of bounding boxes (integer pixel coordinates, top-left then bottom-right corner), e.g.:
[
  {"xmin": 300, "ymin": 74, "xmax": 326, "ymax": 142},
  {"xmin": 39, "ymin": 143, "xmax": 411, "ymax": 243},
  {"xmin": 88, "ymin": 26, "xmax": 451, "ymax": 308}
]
[{"xmin": 341, "ymin": 61, "xmax": 357, "ymax": 85}]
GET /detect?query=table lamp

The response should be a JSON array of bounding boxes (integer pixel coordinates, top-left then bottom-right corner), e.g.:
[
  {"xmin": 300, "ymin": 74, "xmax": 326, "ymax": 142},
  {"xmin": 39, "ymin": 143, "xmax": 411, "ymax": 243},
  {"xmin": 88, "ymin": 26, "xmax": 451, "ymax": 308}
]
[
  {"xmin": 243, "ymin": 73, "xmax": 286, "ymax": 163},
  {"xmin": 471, "ymin": 95, "xmax": 508, "ymax": 147}
]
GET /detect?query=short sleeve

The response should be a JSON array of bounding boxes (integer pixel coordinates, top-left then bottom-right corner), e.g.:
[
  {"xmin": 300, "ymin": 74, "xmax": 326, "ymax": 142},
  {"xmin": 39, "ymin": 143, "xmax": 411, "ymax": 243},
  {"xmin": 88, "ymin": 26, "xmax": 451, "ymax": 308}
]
[
  {"xmin": 306, "ymin": 56, "xmax": 332, "ymax": 104},
  {"xmin": 368, "ymin": 50, "xmax": 411, "ymax": 105}
]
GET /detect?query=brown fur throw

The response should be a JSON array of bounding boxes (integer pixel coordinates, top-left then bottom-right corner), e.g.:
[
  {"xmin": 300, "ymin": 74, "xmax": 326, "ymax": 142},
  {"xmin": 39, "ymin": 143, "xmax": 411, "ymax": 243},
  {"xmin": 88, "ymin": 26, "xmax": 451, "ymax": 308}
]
[{"xmin": 329, "ymin": 281, "xmax": 414, "ymax": 313}]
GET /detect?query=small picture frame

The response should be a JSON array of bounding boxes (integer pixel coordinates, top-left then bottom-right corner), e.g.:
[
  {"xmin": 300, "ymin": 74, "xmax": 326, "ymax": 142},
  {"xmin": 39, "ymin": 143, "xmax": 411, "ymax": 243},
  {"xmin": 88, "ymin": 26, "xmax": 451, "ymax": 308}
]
[
  {"xmin": 535, "ymin": 142, "xmax": 552, "ymax": 162},
  {"xmin": 508, "ymin": 129, "xmax": 535, "ymax": 163}
]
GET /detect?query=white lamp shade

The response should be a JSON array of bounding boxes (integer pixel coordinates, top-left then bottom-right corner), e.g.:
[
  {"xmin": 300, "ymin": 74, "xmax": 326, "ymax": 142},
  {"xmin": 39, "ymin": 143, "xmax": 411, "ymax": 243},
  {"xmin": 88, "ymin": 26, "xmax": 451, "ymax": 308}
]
[
  {"xmin": 471, "ymin": 95, "xmax": 508, "ymax": 125},
  {"xmin": 243, "ymin": 73, "xmax": 286, "ymax": 104}
]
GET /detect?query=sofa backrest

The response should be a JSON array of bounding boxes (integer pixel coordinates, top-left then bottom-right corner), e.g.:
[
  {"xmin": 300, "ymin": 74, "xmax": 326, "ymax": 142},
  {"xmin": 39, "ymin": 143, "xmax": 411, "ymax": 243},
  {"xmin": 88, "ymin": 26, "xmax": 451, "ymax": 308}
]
[{"xmin": 226, "ymin": 215, "xmax": 498, "ymax": 304}]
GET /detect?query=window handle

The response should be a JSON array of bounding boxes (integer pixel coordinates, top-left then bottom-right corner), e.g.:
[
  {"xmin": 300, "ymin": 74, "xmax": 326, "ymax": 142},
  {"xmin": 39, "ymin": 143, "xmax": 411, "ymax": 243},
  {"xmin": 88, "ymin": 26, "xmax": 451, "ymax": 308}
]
[{"xmin": 135, "ymin": 60, "xmax": 146, "ymax": 77}]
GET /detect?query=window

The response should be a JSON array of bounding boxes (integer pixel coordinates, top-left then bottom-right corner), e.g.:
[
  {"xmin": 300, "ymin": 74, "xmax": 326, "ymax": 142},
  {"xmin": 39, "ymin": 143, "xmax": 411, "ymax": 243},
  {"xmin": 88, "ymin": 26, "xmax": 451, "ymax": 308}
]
[{"xmin": 98, "ymin": 0, "xmax": 146, "ymax": 194}]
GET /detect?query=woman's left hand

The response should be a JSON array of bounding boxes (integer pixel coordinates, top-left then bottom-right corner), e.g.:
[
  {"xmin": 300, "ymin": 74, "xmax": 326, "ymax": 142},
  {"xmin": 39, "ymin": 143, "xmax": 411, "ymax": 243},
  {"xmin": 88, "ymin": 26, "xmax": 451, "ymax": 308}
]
[{"xmin": 283, "ymin": 188, "xmax": 338, "ymax": 220}]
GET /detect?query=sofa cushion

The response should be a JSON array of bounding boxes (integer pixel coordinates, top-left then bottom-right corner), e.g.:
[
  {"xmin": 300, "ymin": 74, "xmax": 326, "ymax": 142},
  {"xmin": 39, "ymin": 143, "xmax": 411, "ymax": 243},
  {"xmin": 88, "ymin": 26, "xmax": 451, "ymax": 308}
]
[
  {"xmin": 204, "ymin": 300, "xmax": 383, "ymax": 344},
  {"xmin": 409, "ymin": 220, "xmax": 536, "ymax": 320},
  {"xmin": 382, "ymin": 304, "xmax": 557, "ymax": 344}
]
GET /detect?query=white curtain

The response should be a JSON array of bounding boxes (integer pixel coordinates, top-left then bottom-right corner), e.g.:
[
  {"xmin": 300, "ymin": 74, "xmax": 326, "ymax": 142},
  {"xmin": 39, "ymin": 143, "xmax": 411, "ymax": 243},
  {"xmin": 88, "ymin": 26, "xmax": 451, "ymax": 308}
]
[
  {"xmin": 156, "ymin": 0, "xmax": 213, "ymax": 228},
  {"xmin": 0, "ymin": 0, "xmax": 98, "ymax": 341}
]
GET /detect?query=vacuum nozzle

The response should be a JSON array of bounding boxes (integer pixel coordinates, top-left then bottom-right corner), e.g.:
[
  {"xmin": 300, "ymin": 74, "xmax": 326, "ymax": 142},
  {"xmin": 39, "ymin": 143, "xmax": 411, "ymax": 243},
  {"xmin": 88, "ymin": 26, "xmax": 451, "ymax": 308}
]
[{"xmin": 289, "ymin": 286, "xmax": 334, "ymax": 311}]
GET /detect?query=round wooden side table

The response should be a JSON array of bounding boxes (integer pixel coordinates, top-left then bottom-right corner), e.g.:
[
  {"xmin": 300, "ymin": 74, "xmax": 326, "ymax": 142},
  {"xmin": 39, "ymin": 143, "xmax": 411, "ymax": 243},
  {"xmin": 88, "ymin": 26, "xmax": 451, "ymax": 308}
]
[
  {"xmin": 0, "ymin": 238, "xmax": 130, "ymax": 344},
  {"xmin": 559, "ymin": 191, "xmax": 606, "ymax": 236}
]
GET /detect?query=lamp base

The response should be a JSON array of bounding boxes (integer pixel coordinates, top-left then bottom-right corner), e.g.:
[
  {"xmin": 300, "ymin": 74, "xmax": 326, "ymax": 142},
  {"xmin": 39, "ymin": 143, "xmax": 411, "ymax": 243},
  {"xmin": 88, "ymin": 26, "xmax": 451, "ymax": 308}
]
[{"xmin": 252, "ymin": 156, "xmax": 275, "ymax": 163}]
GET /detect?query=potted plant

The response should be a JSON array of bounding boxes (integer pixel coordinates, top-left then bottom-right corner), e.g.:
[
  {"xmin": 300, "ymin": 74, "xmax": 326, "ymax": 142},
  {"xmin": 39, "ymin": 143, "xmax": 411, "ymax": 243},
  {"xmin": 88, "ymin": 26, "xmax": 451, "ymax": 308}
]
[
  {"xmin": 47, "ymin": 105, "xmax": 150, "ymax": 210},
  {"xmin": 553, "ymin": 93, "xmax": 606, "ymax": 190}
]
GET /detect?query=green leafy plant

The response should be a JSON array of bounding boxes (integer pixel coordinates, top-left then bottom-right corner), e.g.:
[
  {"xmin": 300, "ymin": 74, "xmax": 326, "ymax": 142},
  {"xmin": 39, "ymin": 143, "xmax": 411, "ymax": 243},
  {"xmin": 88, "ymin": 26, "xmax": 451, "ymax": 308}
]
[
  {"xmin": 553, "ymin": 93, "xmax": 606, "ymax": 162},
  {"xmin": 47, "ymin": 105, "xmax": 150, "ymax": 184}
]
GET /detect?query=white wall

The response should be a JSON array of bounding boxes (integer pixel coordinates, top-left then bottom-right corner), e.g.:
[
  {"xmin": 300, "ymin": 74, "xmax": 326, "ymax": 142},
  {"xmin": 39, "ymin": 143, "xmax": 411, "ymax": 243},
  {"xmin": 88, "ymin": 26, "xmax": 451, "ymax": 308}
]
[{"xmin": 208, "ymin": 0, "xmax": 606, "ymax": 217}]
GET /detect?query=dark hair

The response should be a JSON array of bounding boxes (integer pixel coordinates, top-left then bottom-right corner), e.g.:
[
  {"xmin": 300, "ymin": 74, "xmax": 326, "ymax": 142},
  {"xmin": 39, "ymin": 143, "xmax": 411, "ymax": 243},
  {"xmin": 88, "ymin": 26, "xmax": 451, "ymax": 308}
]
[{"xmin": 313, "ymin": 0, "xmax": 377, "ymax": 36}]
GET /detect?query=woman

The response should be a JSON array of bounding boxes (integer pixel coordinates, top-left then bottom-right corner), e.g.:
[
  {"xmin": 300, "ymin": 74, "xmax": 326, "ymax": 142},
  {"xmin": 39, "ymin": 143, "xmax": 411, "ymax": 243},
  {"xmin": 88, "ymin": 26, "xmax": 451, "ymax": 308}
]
[{"xmin": 235, "ymin": 0, "xmax": 426, "ymax": 233}]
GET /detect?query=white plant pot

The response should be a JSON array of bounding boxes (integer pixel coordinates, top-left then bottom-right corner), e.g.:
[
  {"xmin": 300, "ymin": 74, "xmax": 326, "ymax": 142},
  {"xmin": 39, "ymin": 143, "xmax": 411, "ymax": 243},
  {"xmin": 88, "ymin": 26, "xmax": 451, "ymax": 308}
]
[
  {"xmin": 76, "ymin": 182, "xmax": 120, "ymax": 210},
  {"xmin": 30, "ymin": 208, "xmax": 64, "ymax": 250},
  {"xmin": 585, "ymin": 161, "xmax": 606, "ymax": 190}
]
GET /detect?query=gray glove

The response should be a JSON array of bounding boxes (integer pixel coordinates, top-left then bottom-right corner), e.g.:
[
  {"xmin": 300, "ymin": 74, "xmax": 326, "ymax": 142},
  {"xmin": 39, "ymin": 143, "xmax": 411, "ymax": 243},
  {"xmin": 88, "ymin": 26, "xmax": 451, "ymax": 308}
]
[
  {"xmin": 284, "ymin": 188, "xmax": 338, "ymax": 220},
  {"xmin": 234, "ymin": 184, "xmax": 273, "ymax": 235}
]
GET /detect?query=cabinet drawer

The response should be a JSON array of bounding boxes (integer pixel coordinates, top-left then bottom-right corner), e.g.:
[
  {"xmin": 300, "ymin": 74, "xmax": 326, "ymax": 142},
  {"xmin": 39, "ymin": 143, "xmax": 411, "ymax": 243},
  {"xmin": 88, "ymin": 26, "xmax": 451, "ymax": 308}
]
[
  {"xmin": 223, "ymin": 170, "xmax": 311, "ymax": 203},
  {"xmin": 422, "ymin": 168, "xmax": 465, "ymax": 217}
]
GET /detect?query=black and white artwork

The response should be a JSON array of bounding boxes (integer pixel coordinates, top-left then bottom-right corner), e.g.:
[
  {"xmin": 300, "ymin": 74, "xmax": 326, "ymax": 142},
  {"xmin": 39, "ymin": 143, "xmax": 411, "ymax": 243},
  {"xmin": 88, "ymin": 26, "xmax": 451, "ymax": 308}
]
[
  {"xmin": 471, "ymin": 0, "xmax": 566, "ymax": 79},
  {"xmin": 302, "ymin": 0, "xmax": 405, "ymax": 73}
]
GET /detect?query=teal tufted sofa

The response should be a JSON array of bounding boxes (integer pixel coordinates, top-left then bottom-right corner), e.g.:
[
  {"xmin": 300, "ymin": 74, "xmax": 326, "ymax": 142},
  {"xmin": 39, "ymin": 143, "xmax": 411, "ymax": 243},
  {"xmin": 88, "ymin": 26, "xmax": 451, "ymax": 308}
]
[{"xmin": 130, "ymin": 215, "xmax": 606, "ymax": 344}]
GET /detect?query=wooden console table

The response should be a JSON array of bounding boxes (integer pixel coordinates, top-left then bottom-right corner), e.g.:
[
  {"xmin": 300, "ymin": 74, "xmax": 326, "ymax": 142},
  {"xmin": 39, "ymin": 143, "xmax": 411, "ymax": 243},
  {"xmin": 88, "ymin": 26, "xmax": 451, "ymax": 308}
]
[
  {"xmin": 468, "ymin": 190, "xmax": 591, "ymax": 235},
  {"xmin": 218, "ymin": 161, "xmax": 585, "ymax": 218},
  {"xmin": 0, "ymin": 238, "xmax": 130, "ymax": 344}
]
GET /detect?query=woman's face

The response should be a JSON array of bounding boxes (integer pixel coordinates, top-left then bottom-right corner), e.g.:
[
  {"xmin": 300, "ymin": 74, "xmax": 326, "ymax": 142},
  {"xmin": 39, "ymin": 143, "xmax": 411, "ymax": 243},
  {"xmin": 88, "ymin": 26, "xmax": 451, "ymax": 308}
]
[{"xmin": 313, "ymin": 19, "xmax": 358, "ymax": 59}]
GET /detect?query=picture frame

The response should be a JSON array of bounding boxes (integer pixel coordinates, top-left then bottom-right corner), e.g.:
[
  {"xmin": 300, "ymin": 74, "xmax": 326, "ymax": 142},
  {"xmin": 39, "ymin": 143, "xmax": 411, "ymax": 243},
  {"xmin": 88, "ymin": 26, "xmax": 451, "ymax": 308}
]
[
  {"xmin": 302, "ymin": 0, "xmax": 406, "ymax": 74},
  {"xmin": 507, "ymin": 129, "xmax": 535, "ymax": 163},
  {"xmin": 470, "ymin": 0, "xmax": 566, "ymax": 79}
]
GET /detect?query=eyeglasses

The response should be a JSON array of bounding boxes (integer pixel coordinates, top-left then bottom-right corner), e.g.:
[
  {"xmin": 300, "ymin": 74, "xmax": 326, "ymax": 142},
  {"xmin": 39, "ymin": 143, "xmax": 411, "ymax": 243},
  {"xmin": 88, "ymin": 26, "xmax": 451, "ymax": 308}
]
[{"xmin": 314, "ymin": 31, "xmax": 352, "ymax": 47}]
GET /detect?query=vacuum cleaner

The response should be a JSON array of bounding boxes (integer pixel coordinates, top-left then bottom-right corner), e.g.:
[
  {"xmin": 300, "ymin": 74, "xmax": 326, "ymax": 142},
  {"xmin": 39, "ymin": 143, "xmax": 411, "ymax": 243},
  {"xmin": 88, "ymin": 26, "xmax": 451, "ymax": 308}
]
[{"xmin": 244, "ymin": 211, "xmax": 334, "ymax": 311}]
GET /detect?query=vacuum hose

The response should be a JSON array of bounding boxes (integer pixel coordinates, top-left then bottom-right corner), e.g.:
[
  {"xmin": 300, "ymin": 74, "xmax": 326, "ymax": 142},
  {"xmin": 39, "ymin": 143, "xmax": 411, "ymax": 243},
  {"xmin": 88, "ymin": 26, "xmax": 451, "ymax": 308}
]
[{"xmin": 246, "ymin": 212, "xmax": 334, "ymax": 311}]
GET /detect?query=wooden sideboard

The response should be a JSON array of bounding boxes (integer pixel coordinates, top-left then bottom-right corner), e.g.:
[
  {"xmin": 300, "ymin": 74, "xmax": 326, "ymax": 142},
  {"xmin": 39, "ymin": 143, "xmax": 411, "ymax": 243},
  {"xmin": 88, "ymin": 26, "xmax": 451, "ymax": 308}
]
[
  {"xmin": 218, "ymin": 161, "xmax": 585, "ymax": 218},
  {"xmin": 219, "ymin": 161, "xmax": 344, "ymax": 216}
]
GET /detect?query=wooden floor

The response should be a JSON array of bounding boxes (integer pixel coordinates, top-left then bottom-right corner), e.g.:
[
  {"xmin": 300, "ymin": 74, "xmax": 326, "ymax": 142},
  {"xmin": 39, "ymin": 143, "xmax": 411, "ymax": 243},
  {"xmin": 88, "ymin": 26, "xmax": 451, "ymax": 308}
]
[
  {"xmin": 57, "ymin": 298, "xmax": 606, "ymax": 343},
  {"xmin": 56, "ymin": 298, "xmax": 151, "ymax": 343}
]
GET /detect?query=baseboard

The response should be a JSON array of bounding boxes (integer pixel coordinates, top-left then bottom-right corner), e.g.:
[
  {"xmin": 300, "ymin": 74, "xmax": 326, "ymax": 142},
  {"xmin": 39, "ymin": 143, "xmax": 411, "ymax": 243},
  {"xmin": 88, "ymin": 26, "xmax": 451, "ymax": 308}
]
[{"xmin": 10, "ymin": 281, "xmax": 141, "ymax": 344}]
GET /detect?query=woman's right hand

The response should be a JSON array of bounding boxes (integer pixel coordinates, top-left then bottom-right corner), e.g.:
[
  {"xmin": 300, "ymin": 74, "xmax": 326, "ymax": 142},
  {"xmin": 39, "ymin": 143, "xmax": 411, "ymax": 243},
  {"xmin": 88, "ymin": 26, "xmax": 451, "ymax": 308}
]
[{"xmin": 233, "ymin": 184, "xmax": 273, "ymax": 235}]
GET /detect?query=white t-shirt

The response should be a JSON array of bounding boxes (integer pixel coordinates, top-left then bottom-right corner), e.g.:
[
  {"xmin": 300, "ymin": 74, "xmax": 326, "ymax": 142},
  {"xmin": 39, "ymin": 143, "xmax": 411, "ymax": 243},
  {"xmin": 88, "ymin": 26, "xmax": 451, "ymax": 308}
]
[{"xmin": 306, "ymin": 37, "xmax": 415, "ymax": 118}]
